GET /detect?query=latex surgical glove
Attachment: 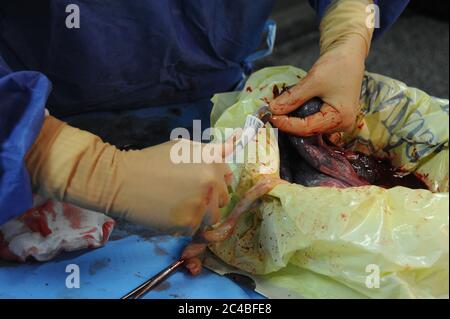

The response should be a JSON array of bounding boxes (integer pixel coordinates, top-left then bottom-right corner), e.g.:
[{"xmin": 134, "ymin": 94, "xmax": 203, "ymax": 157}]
[
  {"xmin": 25, "ymin": 116, "xmax": 235, "ymax": 236},
  {"xmin": 269, "ymin": 0, "xmax": 374, "ymax": 136}
]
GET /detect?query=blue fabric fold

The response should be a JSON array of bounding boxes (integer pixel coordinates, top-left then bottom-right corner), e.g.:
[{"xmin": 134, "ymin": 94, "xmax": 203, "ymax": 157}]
[{"xmin": 0, "ymin": 56, "xmax": 50, "ymax": 224}]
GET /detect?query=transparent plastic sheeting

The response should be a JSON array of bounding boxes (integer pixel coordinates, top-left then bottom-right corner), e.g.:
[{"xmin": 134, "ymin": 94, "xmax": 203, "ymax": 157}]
[{"xmin": 206, "ymin": 66, "xmax": 449, "ymax": 298}]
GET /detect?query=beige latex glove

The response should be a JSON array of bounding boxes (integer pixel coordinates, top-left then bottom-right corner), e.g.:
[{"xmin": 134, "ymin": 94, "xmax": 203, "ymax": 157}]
[
  {"xmin": 269, "ymin": 0, "xmax": 374, "ymax": 136},
  {"xmin": 25, "ymin": 116, "xmax": 234, "ymax": 236}
]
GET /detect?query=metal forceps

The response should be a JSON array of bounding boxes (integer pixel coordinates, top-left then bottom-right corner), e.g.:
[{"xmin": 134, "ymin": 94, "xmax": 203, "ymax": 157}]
[{"xmin": 121, "ymin": 258, "xmax": 185, "ymax": 299}]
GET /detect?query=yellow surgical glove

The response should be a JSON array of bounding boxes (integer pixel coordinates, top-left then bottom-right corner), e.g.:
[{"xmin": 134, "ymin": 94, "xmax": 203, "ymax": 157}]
[
  {"xmin": 25, "ymin": 116, "xmax": 233, "ymax": 236},
  {"xmin": 270, "ymin": 0, "xmax": 374, "ymax": 136}
]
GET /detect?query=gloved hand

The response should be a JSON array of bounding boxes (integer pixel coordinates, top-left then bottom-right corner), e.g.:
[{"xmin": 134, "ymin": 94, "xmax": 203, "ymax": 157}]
[
  {"xmin": 25, "ymin": 116, "xmax": 234, "ymax": 236},
  {"xmin": 269, "ymin": 0, "xmax": 374, "ymax": 136}
]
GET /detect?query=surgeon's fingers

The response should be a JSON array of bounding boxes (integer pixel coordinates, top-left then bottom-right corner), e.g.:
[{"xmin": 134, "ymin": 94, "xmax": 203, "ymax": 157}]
[
  {"xmin": 218, "ymin": 182, "xmax": 230, "ymax": 208},
  {"xmin": 270, "ymin": 103, "xmax": 342, "ymax": 136},
  {"xmin": 206, "ymin": 129, "xmax": 242, "ymax": 159},
  {"xmin": 269, "ymin": 76, "xmax": 318, "ymax": 115},
  {"xmin": 202, "ymin": 184, "xmax": 222, "ymax": 227},
  {"xmin": 181, "ymin": 243, "xmax": 207, "ymax": 260},
  {"xmin": 220, "ymin": 129, "xmax": 242, "ymax": 159},
  {"xmin": 202, "ymin": 129, "xmax": 241, "ymax": 163},
  {"xmin": 219, "ymin": 163, "xmax": 233, "ymax": 187},
  {"xmin": 223, "ymin": 168, "xmax": 233, "ymax": 186},
  {"xmin": 185, "ymin": 257, "xmax": 203, "ymax": 276},
  {"xmin": 212, "ymin": 163, "xmax": 231, "ymax": 208}
]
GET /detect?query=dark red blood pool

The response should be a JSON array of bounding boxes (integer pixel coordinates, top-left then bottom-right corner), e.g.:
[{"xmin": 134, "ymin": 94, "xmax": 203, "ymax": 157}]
[
  {"xmin": 335, "ymin": 149, "xmax": 428, "ymax": 189},
  {"xmin": 367, "ymin": 157, "xmax": 428, "ymax": 189}
]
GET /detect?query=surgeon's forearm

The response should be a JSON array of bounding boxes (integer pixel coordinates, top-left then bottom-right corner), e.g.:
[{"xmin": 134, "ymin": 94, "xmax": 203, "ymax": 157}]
[
  {"xmin": 320, "ymin": 0, "xmax": 374, "ymax": 56},
  {"xmin": 25, "ymin": 116, "xmax": 122, "ymax": 213}
]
